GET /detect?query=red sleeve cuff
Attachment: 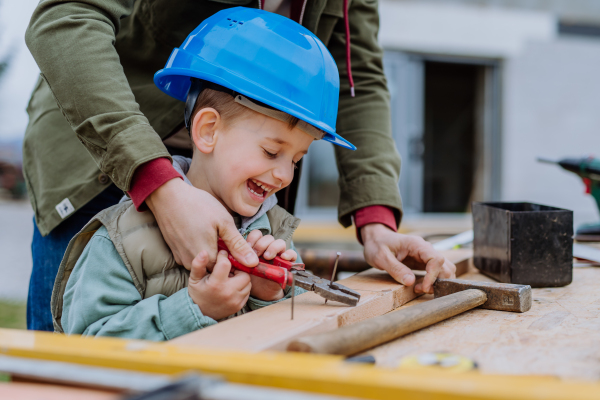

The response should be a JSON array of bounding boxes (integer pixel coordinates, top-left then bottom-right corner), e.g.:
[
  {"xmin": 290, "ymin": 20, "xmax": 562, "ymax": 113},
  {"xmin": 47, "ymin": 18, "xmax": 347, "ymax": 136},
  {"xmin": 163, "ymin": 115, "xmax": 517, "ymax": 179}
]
[
  {"xmin": 354, "ymin": 205, "xmax": 398, "ymax": 244},
  {"xmin": 127, "ymin": 158, "xmax": 182, "ymax": 211}
]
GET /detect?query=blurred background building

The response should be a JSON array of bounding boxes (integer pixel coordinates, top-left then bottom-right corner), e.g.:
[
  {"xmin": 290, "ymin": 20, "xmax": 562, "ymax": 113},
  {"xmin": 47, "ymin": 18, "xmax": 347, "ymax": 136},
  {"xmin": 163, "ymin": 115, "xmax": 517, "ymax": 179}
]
[
  {"xmin": 1, "ymin": 0, "xmax": 600, "ymax": 304},
  {"xmin": 297, "ymin": 0, "xmax": 600, "ymax": 232}
]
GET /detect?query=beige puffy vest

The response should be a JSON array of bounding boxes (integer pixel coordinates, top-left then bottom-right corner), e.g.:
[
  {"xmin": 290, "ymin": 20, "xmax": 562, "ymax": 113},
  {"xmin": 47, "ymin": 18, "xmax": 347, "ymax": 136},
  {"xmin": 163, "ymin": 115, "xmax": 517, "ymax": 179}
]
[{"xmin": 51, "ymin": 200, "xmax": 300, "ymax": 333}]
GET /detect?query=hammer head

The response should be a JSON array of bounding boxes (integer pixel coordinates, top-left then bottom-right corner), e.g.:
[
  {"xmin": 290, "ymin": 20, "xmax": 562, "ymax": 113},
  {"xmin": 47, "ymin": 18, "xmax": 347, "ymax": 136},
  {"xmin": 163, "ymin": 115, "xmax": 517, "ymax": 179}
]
[{"xmin": 434, "ymin": 279, "xmax": 532, "ymax": 312}]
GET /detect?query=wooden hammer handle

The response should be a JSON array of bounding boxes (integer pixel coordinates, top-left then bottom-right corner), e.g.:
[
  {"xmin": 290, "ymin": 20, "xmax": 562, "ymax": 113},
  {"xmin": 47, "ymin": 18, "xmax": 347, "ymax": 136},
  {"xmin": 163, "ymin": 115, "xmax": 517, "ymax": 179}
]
[{"xmin": 287, "ymin": 289, "xmax": 487, "ymax": 356}]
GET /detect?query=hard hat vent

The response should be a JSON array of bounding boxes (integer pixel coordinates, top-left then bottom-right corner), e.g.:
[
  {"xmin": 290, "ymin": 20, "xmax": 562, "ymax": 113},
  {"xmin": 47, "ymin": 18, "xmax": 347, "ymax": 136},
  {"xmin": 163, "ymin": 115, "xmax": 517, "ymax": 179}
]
[{"xmin": 227, "ymin": 18, "xmax": 244, "ymax": 27}]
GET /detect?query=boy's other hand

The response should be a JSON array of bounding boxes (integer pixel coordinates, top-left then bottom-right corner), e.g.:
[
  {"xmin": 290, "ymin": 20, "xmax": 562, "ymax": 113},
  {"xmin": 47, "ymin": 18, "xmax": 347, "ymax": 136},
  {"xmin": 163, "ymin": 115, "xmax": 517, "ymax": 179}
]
[
  {"xmin": 361, "ymin": 223, "xmax": 456, "ymax": 294},
  {"xmin": 188, "ymin": 250, "xmax": 252, "ymax": 320},
  {"xmin": 147, "ymin": 178, "xmax": 259, "ymax": 269},
  {"xmin": 245, "ymin": 230, "xmax": 295, "ymax": 301}
]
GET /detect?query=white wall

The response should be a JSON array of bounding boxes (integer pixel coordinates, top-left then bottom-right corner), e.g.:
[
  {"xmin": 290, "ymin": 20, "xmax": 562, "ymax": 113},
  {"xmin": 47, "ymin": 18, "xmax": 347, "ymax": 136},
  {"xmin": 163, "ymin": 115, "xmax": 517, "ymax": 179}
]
[
  {"xmin": 379, "ymin": 1, "xmax": 600, "ymax": 228},
  {"xmin": 502, "ymin": 37, "xmax": 600, "ymax": 227},
  {"xmin": 379, "ymin": 0, "xmax": 556, "ymax": 58}
]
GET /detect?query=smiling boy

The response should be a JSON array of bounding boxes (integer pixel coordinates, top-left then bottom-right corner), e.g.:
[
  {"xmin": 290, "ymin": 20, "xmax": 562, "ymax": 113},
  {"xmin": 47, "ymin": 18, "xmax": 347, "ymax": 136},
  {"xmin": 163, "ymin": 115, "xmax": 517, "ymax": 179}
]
[{"xmin": 50, "ymin": 9, "xmax": 358, "ymax": 340}]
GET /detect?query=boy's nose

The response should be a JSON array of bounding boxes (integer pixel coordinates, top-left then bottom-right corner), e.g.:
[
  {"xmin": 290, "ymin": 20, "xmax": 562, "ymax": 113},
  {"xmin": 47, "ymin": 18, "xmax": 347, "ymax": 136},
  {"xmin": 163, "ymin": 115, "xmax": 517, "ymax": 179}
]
[{"xmin": 272, "ymin": 163, "xmax": 294, "ymax": 187}]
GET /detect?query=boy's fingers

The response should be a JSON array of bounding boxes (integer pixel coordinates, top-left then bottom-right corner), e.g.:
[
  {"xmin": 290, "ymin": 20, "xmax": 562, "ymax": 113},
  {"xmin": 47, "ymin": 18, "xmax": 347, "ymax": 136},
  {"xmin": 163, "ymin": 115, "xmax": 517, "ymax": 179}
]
[
  {"xmin": 245, "ymin": 230, "xmax": 263, "ymax": 249},
  {"xmin": 219, "ymin": 221, "xmax": 258, "ymax": 267},
  {"xmin": 263, "ymin": 239, "xmax": 287, "ymax": 259},
  {"xmin": 189, "ymin": 251, "xmax": 209, "ymax": 282},
  {"xmin": 252, "ymin": 235, "xmax": 275, "ymax": 257},
  {"xmin": 211, "ymin": 250, "xmax": 234, "ymax": 281},
  {"xmin": 230, "ymin": 270, "xmax": 252, "ymax": 290},
  {"xmin": 279, "ymin": 249, "xmax": 297, "ymax": 261}
]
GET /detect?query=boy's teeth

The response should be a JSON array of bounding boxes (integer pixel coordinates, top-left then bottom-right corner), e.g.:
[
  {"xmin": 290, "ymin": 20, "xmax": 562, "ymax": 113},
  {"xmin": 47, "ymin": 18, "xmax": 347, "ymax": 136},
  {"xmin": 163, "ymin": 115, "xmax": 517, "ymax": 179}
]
[{"xmin": 251, "ymin": 179, "xmax": 271, "ymax": 192}]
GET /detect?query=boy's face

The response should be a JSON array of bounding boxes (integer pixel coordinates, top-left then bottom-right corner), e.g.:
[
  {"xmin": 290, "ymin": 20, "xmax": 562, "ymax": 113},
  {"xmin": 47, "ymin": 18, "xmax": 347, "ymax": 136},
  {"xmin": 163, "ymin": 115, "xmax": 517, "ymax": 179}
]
[{"xmin": 189, "ymin": 109, "xmax": 314, "ymax": 217}]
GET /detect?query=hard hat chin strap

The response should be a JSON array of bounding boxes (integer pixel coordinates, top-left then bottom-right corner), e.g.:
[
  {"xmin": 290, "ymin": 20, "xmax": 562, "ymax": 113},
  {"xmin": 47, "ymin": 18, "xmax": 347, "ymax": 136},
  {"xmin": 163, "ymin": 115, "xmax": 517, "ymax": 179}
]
[{"xmin": 184, "ymin": 79, "xmax": 206, "ymax": 131}]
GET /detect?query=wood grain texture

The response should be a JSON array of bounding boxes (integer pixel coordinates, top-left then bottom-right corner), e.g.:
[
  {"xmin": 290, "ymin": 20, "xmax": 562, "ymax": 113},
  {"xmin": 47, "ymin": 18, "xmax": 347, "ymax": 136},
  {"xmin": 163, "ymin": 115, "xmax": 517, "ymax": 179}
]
[
  {"xmin": 359, "ymin": 267, "xmax": 600, "ymax": 380},
  {"xmin": 287, "ymin": 289, "xmax": 487, "ymax": 355},
  {"xmin": 171, "ymin": 249, "xmax": 471, "ymax": 351}
]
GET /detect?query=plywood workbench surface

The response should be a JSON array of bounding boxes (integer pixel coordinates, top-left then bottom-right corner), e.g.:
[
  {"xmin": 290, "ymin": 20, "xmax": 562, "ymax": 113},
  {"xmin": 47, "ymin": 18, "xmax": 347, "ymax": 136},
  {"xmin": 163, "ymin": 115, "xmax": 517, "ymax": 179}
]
[
  {"xmin": 176, "ymin": 251, "xmax": 600, "ymax": 381},
  {"xmin": 366, "ymin": 266, "xmax": 600, "ymax": 380}
]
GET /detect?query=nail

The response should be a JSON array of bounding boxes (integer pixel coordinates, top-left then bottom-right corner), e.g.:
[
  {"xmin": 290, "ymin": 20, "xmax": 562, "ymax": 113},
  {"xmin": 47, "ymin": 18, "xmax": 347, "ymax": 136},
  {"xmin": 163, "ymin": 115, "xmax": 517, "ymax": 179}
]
[
  {"xmin": 264, "ymin": 251, "xmax": 271, "ymax": 258},
  {"xmin": 402, "ymin": 274, "xmax": 413, "ymax": 285},
  {"xmin": 245, "ymin": 253, "xmax": 257, "ymax": 264}
]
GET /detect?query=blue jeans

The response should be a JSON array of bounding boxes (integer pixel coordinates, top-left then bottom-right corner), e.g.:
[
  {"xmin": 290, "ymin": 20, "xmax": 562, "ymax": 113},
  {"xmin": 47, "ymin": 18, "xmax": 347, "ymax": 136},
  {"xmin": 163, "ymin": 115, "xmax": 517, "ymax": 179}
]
[{"xmin": 27, "ymin": 185, "xmax": 124, "ymax": 331}]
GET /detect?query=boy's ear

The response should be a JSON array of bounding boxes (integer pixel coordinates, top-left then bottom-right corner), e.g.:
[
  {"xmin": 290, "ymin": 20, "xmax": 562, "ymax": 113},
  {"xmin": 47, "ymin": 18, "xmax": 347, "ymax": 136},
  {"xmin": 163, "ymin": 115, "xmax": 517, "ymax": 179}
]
[{"xmin": 191, "ymin": 108, "xmax": 221, "ymax": 154}]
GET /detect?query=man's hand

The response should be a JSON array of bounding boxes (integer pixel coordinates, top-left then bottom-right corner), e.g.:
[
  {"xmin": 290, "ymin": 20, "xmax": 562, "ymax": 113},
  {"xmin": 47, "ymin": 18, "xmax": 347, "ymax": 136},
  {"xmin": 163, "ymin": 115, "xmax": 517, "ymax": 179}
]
[
  {"xmin": 188, "ymin": 250, "xmax": 252, "ymax": 320},
  {"xmin": 146, "ymin": 178, "xmax": 259, "ymax": 269},
  {"xmin": 361, "ymin": 223, "xmax": 456, "ymax": 294},
  {"xmin": 244, "ymin": 230, "xmax": 296, "ymax": 301}
]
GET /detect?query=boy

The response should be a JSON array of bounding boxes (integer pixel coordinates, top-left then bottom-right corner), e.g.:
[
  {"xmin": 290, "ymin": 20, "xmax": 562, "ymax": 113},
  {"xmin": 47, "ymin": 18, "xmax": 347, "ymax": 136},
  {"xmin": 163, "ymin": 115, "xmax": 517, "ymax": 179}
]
[{"xmin": 50, "ymin": 8, "xmax": 356, "ymax": 340}]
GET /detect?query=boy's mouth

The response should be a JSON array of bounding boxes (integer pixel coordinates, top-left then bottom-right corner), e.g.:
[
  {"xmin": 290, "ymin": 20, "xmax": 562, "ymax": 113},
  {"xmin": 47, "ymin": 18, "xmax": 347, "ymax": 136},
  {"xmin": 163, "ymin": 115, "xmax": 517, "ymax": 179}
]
[{"xmin": 247, "ymin": 179, "xmax": 273, "ymax": 199}]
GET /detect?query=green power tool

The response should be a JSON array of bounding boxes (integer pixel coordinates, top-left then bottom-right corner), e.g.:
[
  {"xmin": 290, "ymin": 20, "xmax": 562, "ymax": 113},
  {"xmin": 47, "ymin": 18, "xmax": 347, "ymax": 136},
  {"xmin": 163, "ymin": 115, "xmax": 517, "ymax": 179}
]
[{"xmin": 538, "ymin": 156, "xmax": 600, "ymax": 239}]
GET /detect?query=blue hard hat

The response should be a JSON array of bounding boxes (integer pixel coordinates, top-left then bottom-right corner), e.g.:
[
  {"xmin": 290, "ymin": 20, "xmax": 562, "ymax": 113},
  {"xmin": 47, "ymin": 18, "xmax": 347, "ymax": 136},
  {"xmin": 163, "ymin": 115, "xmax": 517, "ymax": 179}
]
[{"xmin": 154, "ymin": 7, "xmax": 355, "ymax": 150}]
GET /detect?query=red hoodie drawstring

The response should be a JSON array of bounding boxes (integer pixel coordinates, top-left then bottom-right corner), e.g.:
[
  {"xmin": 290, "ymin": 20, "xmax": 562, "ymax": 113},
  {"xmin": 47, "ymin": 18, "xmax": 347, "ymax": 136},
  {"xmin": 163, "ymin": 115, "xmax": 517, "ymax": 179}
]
[{"xmin": 343, "ymin": 0, "xmax": 355, "ymax": 97}]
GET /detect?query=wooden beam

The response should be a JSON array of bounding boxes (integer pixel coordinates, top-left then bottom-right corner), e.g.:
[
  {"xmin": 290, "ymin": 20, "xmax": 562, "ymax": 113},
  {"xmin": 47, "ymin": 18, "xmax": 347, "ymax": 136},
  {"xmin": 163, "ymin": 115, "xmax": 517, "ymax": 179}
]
[{"xmin": 171, "ymin": 249, "xmax": 472, "ymax": 351}]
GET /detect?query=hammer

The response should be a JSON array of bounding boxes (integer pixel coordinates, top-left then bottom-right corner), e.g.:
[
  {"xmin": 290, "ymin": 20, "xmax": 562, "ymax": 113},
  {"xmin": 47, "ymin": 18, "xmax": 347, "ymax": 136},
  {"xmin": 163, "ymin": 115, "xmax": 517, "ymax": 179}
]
[{"xmin": 287, "ymin": 278, "xmax": 532, "ymax": 356}]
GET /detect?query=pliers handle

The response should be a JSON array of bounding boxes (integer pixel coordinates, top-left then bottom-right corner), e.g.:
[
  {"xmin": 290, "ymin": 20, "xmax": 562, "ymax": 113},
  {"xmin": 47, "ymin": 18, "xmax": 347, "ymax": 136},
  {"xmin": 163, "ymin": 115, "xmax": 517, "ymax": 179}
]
[{"xmin": 217, "ymin": 238, "xmax": 305, "ymax": 289}]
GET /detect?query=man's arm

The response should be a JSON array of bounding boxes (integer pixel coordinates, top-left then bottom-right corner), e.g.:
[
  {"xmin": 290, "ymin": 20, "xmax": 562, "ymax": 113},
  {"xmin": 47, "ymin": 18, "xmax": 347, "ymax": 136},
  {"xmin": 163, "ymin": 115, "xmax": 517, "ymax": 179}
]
[
  {"xmin": 328, "ymin": 0, "xmax": 456, "ymax": 290},
  {"xmin": 327, "ymin": 0, "xmax": 403, "ymax": 228},
  {"xmin": 25, "ymin": 1, "xmax": 258, "ymax": 268},
  {"xmin": 25, "ymin": 0, "xmax": 170, "ymax": 191}
]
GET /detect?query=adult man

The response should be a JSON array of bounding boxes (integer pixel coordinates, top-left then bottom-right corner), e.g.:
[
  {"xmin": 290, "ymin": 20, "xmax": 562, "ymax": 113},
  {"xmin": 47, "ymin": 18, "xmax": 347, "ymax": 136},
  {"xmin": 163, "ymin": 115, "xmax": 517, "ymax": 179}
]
[{"xmin": 24, "ymin": 0, "xmax": 455, "ymax": 331}]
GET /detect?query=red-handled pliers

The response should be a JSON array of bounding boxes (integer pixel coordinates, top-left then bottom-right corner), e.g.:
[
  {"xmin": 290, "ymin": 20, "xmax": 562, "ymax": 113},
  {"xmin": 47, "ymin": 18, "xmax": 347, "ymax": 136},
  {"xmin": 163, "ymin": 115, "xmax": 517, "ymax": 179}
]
[
  {"xmin": 216, "ymin": 238, "xmax": 361, "ymax": 306},
  {"xmin": 217, "ymin": 238, "xmax": 305, "ymax": 290}
]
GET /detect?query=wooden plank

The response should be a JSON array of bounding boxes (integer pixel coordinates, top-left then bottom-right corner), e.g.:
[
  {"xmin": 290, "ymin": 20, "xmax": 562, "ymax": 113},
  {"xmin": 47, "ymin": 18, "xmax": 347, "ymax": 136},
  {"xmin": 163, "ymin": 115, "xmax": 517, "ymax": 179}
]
[
  {"xmin": 171, "ymin": 249, "xmax": 472, "ymax": 351},
  {"xmin": 0, "ymin": 382, "xmax": 117, "ymax": 400},
  {"xmin": 360, "ymin": 266, "xmax": 600, "ymax": 381}
]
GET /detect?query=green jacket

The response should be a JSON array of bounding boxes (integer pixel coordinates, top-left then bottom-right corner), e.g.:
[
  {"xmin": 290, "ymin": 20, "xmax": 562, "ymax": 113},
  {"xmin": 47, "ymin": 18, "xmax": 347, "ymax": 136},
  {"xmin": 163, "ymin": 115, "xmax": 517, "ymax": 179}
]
[{"xmin": 24, "ymin": 0, "xmax": 402, "ymax": 236}]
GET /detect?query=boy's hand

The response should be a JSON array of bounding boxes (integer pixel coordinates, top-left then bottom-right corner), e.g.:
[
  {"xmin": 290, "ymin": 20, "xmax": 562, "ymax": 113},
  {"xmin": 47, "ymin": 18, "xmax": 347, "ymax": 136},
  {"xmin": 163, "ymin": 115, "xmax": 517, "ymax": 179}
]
[
  {"xmin": 245, "ymin": 230, "xmax": 296, "ymax": 301},
  {"xmin": 361, "ymin": 224, "xmax": 456, "ymax": 294},
  {"xmin": 188, "ymin": 250, "xmax": 251, "ymax": 320}
]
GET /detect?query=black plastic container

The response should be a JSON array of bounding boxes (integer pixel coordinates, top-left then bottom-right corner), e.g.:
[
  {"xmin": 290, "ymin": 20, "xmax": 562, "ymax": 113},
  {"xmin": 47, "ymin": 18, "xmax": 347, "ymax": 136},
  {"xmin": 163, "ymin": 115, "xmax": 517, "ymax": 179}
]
[{"xmin": 472, "ymin": 202, "xmax": 573, "ymax": 287}]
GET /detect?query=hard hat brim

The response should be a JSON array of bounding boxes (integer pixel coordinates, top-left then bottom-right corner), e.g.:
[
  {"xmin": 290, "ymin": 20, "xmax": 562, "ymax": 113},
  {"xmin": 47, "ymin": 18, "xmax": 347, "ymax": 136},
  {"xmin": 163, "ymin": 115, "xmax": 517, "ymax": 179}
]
[{"xmin": 155, "ymin": 49, "xmax": 356, "ymax": 151}]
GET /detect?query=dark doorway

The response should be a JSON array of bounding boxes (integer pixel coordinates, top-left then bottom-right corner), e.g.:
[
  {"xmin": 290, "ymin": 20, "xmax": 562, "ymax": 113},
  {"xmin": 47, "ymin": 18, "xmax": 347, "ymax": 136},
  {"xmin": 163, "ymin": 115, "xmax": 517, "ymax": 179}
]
[{"xmin": 423, "ymin": 61, "xmax": 481, "ymax": 212}]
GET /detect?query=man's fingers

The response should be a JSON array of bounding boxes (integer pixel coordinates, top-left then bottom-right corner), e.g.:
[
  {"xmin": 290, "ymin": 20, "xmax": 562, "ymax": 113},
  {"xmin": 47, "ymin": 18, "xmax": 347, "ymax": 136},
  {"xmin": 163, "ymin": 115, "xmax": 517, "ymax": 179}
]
[
  {"xmin": 420, "ymin": 254, "xmax": 446, "ymax": 294},
  {"xmin": 219, "ymin": 220, "xmax": 259, "ymax": 267},
  {"xmin": 210, "ymin": 250, "xmax": 234, "ymax": 281},
  {"xmin": 189, "ymin": 251, "xmax": 209, "ymax": 283},
  {"xmin": 375, "ymin": 247, "xmax": 415, "ymax": 286},
  {"xmin": 441, "ymin": 259, "xmax": 457, "ymax": 279}
]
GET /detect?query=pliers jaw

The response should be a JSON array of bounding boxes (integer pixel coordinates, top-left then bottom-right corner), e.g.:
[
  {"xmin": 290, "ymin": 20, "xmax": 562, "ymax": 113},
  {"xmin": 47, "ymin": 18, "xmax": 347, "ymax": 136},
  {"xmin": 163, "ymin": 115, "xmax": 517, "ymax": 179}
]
[{"xmin": 292, "ymin": 270, "xmax": 361, "ymax": 306}]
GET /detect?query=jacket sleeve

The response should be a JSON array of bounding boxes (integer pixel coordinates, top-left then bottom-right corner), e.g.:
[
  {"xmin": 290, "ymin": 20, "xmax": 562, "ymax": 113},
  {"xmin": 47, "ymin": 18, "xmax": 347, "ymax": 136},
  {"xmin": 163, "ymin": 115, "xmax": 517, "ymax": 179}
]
[
  {"xmin": 61, "ymin": 228, "xmax": 216, "ymax": 341},
  {"xmin": 328, "ymin": 0, "xmax": 403, "ymax": 227},
  {"xmin": 25, "ymin": 0, "xmax": 171, "ymax": 191}
]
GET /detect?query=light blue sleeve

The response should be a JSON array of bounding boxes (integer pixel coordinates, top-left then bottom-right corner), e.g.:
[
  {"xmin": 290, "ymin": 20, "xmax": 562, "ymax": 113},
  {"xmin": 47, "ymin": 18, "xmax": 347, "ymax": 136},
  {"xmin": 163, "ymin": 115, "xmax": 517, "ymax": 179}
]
[
  {"xmin": 61, "ymin": 227, "xmax": 216, "ymax": 341},
  {"xmin": 246, "ymin": 241, "xmax": 307, "ymax": 310}
]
